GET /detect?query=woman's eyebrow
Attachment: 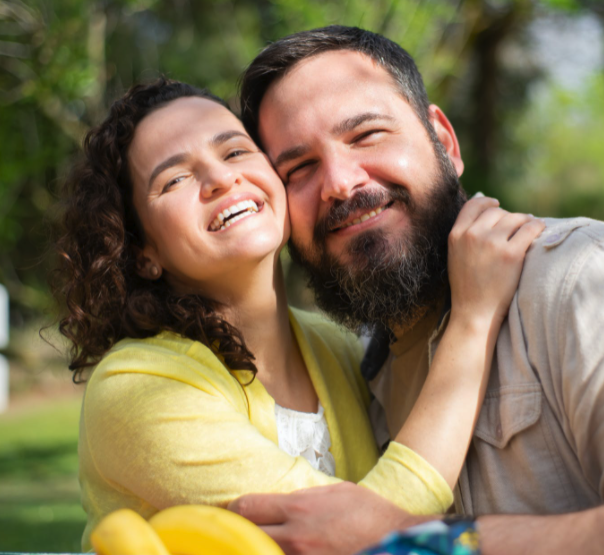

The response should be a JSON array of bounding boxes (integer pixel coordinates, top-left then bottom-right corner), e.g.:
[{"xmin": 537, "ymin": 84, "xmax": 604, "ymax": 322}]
[
  {"xmin": 148, "ymin": 153, "xmax": 189, "ymax": 189},
  {"xmin": 147, "ymin": 131, "xmax": 250, "ymax": 188},
  {"xmin": 210, "ymin": 130, "xmax": 249, "ymax": 147}
]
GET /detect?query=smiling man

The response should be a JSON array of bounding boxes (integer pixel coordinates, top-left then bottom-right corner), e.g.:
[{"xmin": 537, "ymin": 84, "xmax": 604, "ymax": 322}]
[
  {"xmin": 256, "ymin": 48, "xmax": 466, "ymax": 336},
  {"xmin": 232, "ymin": 25, "xmax": 604, "ymax": 555}
]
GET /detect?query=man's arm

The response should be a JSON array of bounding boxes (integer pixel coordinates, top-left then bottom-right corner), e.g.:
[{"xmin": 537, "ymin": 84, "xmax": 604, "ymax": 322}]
[
  {"xmin": 229, "ymin": 484, "xmax": 604, "ymax": 555},
  {"xmin": 229, "ymin": 483, "xmax": 429, "ymax": 555},
  {"xmin": 478, "ymin": 508, "xmax": 604, "ymax": 555}
]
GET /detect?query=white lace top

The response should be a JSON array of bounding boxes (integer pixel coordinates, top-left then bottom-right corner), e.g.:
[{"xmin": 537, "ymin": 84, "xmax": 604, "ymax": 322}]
[{"xmin": 274, "ymin": 401, "xmax": 336, "ymax": 476}]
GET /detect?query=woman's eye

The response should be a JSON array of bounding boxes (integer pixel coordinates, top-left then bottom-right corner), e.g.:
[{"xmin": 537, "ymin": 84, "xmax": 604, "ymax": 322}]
[
  {"xmin": 162, "ymin": 176, "xmax": 185, "ymax": 193},
  {"xmin": 225, "ymin": 149, "xmax": 249, "ymax": 160}
]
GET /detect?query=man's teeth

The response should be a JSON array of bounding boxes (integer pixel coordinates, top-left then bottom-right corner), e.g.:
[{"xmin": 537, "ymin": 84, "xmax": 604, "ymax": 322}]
[
  {"xmin": 341, "ymin": 206, "xmax": 384, "ymax": 228},
  {"xmin": 210, "ymin": 200, "xmax": 259, "ymax": 231}
]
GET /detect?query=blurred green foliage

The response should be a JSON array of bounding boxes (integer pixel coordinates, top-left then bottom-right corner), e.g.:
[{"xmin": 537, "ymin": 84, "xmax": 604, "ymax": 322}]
[
  {"xmin": 503, "ymin": 74, "xmax": 604, "ymax": 217},
  {"xmin": 0, "ymin": 398, "xmax": 84, "ymax": 552},
  {"xmin": 0, "ymin": 0, "xmax": 603, "ymax": 325}
]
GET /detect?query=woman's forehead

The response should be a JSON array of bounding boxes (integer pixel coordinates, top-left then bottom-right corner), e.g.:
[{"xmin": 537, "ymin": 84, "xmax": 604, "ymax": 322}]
[
  {"xmin": 129, "ymin": 97, "xmax": 244, "ymax": 164},
  {"xmin": 139, "ymin": 96, "xmax": 241, "ymax": 137}
]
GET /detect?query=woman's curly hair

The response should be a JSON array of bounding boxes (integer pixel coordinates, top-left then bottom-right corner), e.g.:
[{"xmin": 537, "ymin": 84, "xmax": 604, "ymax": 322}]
[{"xmin": 53, "ymin": 78, "xmax": 257, "ymax": 383}]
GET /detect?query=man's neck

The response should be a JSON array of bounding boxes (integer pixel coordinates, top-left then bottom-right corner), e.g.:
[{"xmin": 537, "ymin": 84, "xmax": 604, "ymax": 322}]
[{"xmin": 390, "ymin": 292, "xmax": 449, "ymax": 340}]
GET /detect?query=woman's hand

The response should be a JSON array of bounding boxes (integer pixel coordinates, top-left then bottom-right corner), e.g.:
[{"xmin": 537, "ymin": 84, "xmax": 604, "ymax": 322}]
[
  {"xmin": 448, "ymin": 196, "xmax": 545, "ymax": 330},
  {"xmin": 393, "ymin": 196, "xmax": 545, "ymax": 489}
]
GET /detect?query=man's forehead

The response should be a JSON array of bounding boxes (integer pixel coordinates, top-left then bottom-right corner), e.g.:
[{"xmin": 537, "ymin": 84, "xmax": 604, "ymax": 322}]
[
  {"xmin": 258, "ymin": 50, "xmax": 403, "ymax": 156},
  {"xmin": 264, "ymin": 50, "xmax": 391, "ymax": 107}
]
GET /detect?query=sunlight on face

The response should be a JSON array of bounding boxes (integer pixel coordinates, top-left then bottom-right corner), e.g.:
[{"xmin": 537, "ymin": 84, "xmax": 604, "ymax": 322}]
[
  {"xmin": 258, "ymin": 50, "xmax": 462, "ymax": 267},
  {"xmin": 128, "ymin": 96, "xmax": 289, "ymax": 295}
]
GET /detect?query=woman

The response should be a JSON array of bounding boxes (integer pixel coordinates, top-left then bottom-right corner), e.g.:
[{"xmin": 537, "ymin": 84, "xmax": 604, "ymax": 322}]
[{"xmin": 53, "ymin": 79, "xmax": 543, "ymax": 550}]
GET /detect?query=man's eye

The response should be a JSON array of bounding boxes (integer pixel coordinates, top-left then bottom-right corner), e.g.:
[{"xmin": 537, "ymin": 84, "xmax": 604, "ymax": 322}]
[
  {"xmin": 354, "ymin": 129, "xmax": 384, "ymax": 143},
  {"xmin": 286, "ymin": 160, "xmax": 313, "ymax": 183}
]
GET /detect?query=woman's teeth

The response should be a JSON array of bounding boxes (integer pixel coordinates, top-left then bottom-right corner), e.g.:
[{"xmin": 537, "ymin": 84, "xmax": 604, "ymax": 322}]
[
  {"xmin": 341, "ymin": 206, "xmax": 384, "ymax": 228},
  {"xmin": 210, "ymin": 200, "xmax": 259, "ymax": 231}
]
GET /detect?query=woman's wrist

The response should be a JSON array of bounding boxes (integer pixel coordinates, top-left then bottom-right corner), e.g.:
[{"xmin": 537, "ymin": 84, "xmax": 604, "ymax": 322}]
[{"xmin": 447, "ymin": 307, "xmax": 503, "ymax": 343}]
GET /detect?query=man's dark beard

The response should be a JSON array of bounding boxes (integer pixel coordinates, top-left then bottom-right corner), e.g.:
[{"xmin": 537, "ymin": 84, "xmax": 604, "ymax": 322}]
[{"xmin": 288, "ymin": 154, "xmax": 467, "ymax": 333}]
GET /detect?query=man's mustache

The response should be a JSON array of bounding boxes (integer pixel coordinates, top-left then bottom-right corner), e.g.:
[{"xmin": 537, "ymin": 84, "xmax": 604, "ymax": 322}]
[{"xmin": 314, "ymin": 187, "xmax": 411, "ymax": 242}]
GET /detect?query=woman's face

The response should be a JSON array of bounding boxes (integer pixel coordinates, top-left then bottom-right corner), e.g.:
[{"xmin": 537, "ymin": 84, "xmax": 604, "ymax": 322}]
[{"xmin": 128, "ymin": 96, "xmax": 289, "ymax": 292}]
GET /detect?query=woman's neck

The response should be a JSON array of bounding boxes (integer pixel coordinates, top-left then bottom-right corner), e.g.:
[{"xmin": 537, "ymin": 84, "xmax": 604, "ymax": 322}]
[{"xmin": 215, "ymin": 256, "xmax": 318, "ymax": 413}]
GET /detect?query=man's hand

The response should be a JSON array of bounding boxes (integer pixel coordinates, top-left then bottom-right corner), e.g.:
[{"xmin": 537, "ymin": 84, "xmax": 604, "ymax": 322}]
[{"xmin": 228, "ymin": 482, "xmax": 427, "ymax": 555}]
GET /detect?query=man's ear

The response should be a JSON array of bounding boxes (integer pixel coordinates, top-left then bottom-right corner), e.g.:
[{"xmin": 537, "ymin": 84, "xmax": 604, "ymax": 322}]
[
  {"xmin": 134, "ymin": 245, "xmax": 162, "ymax": 280},
  {"xmin": 428, "ymin": 104, "xmax": 464, "ymax": 177}
]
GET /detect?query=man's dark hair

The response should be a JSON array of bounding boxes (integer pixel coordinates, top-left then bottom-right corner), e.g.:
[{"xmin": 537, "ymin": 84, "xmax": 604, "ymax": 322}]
[{"xmin": 240, "ymin": 25, "xmax": 434, "ymax": 146}]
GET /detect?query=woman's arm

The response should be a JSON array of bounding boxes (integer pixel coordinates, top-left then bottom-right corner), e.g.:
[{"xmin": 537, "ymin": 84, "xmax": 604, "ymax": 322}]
[
  {"xmin": 83, "ymin": 337, "xmax": 445, "ymax": 528},
  {"xmin": 393, "ymin": 197, "xmax": 545, "ymax": 488}
]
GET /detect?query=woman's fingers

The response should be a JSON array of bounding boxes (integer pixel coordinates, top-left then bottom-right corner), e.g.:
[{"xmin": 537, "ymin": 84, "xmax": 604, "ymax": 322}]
[
  {"xmin": 507, "ymin": 217, "xmax": 546, "ymax": 250},
  {"xmin": 471, "ymin": 212, "xmax": 545, "ymax": 248},
  {"xmin": 451, "ymin": 196, "xmax": 500, "ymax": 235},
  {"xmin": 447, "ymin": 204, "xmax": 545, "ymax": 327},
  {"xmin": 461, "ymin": 208, "xmax": 545, "ymax": 248},
  {"xmin": 490, "ymin": 212, "xmax": 537, "ymax": 242}
]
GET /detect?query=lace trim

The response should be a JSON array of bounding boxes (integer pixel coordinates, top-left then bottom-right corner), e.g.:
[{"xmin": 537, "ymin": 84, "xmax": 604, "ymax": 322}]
[{"xmin": 274, "ymin": 401, "xmax": 336, "ymax": 476}]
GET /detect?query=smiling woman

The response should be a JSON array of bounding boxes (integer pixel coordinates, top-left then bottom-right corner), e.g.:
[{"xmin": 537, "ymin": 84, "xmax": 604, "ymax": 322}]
[
  {"xmin": 126, "ymin": 95, "xmax": 289, "ymax": 298},
  {"xmin": 52, "ymin": 78, "xmax": 543, "ymax": 553}
]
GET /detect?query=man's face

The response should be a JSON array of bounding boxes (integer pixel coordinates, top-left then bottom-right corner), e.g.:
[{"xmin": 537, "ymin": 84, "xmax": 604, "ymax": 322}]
[{"xmin": 258, "ymin": 50, "xmax": 467, "ymax": 329}]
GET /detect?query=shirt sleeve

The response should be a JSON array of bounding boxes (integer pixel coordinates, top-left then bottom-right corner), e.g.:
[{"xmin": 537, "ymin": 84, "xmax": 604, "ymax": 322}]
[
  {"xmin": 553, "ymin": 236, "xmax": 604, "ymax": 498},
  {"xmin": 83, "ymin": 349, "xmax": 452, "ymax": 514}
]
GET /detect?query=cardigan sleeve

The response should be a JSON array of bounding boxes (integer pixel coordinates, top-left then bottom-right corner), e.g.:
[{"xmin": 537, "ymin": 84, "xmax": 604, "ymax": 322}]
[
  {"xmin": 359, "ymin": 442, "xmax": 453, "ymax": 514},
  {"xmin": 83, "ymin": 368, "xmax": 341, "ymax": 511}
]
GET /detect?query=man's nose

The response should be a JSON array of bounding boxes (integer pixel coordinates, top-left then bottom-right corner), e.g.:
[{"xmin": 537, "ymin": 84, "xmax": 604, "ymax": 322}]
[
  {"xmin": 200, "ymin": 162, "xmax": 241, "ymax": 199},
  {"xmin": 320, "ymin": 152, "xmax": 368, "ymax": 203}
]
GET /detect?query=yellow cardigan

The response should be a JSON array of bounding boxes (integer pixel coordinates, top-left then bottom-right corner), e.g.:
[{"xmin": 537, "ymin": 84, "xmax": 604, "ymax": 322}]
[{"xmin": 79, "ymin": 308, "xmax": 452, "ymax": 550}]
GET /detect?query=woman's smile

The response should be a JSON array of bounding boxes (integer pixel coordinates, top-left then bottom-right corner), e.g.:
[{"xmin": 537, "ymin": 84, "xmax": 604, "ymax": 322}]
[
  {"xmin": 208, "ymin": 196, "xmax": 264, "ymax": 232},
  {"xmin": 127, "ymin": 95, "xmax": 289, "ymax": 289}
]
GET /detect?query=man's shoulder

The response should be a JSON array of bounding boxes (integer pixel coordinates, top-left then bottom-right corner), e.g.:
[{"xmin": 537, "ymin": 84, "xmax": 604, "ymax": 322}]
[
  {"xmin": 525, "ymin": 216, "xmax": 604, "ymax": 261},
  {"xmin": 519, "ymin": 216, "xmax": 604, "ymax": 299}
]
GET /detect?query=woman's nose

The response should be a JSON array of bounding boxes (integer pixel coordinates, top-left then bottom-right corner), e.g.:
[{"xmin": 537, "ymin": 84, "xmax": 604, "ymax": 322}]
[{"xmin": 200, "ymin": 162, "xmax": 241, "ymax": 198}]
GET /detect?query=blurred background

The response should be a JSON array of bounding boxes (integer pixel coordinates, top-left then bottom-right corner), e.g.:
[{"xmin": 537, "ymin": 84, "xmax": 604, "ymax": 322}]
[{"xmin": 0, "ymin": 0, "xmax": 603, "ymax": 551}]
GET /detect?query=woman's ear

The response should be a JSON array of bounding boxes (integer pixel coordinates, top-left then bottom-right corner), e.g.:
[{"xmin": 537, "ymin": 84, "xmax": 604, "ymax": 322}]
[
  {"xmin": 428, "ymin": 104, "xmax": 464, "ymax": 177},
  {"xmin": 134, "ymin": 245, "xmax": 162, "ymax": 280}
]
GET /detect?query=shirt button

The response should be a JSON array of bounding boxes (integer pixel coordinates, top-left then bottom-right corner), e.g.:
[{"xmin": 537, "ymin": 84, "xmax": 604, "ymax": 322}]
[{"xmin": 496, "ymin": 425, "xmax": 502, "ymax": 439}]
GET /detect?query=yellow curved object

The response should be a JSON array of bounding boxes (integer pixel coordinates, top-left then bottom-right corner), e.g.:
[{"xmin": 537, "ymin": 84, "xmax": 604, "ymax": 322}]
[
  {"xmin": 149, "ymin": 504, "xmax": 285, "ymax": 555},
  {"xmin": 90, "ymin": 508, "xmax": 171, "ymax": 555}
]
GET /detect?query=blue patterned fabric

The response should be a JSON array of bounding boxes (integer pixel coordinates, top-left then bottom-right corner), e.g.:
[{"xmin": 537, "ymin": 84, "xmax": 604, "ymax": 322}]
[{"xmin": 357, "ymin": 519, "xmax": 480, "ymax": 555}]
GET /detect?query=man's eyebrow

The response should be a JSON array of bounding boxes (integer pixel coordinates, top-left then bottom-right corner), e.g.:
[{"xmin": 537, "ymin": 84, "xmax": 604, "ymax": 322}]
[
  {"xmin": 273, "ymin": 113, "xmax": 394, "ymax": 171},
  {"xmin": 274, "ymin": 145, "xmax": 311, "ymax": 171},
  {"xmin": 332, "ymin": 112, "xmax": 395, "ymax": 136},
  {"xmin": 148, "ymin": 153, "xmax": 189, "ymax": 189}
]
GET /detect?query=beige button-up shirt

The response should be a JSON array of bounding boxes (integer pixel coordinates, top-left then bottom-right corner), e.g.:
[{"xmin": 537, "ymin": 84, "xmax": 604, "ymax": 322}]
[{"xmin": 369, "ymin": 217, "xmax": 604, "ymax": 515}]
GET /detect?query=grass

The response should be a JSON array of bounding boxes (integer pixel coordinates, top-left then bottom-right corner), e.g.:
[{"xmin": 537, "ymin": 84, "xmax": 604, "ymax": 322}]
[{"xmin": 0, "ymin": 397, "xmax": 86, "ymax": 553}]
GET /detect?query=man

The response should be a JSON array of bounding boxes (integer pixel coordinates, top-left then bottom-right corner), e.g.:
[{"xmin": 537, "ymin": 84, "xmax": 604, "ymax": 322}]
[{"xmin": 230, "ymin": 26, "xmax": 604, "ymax": 554}]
